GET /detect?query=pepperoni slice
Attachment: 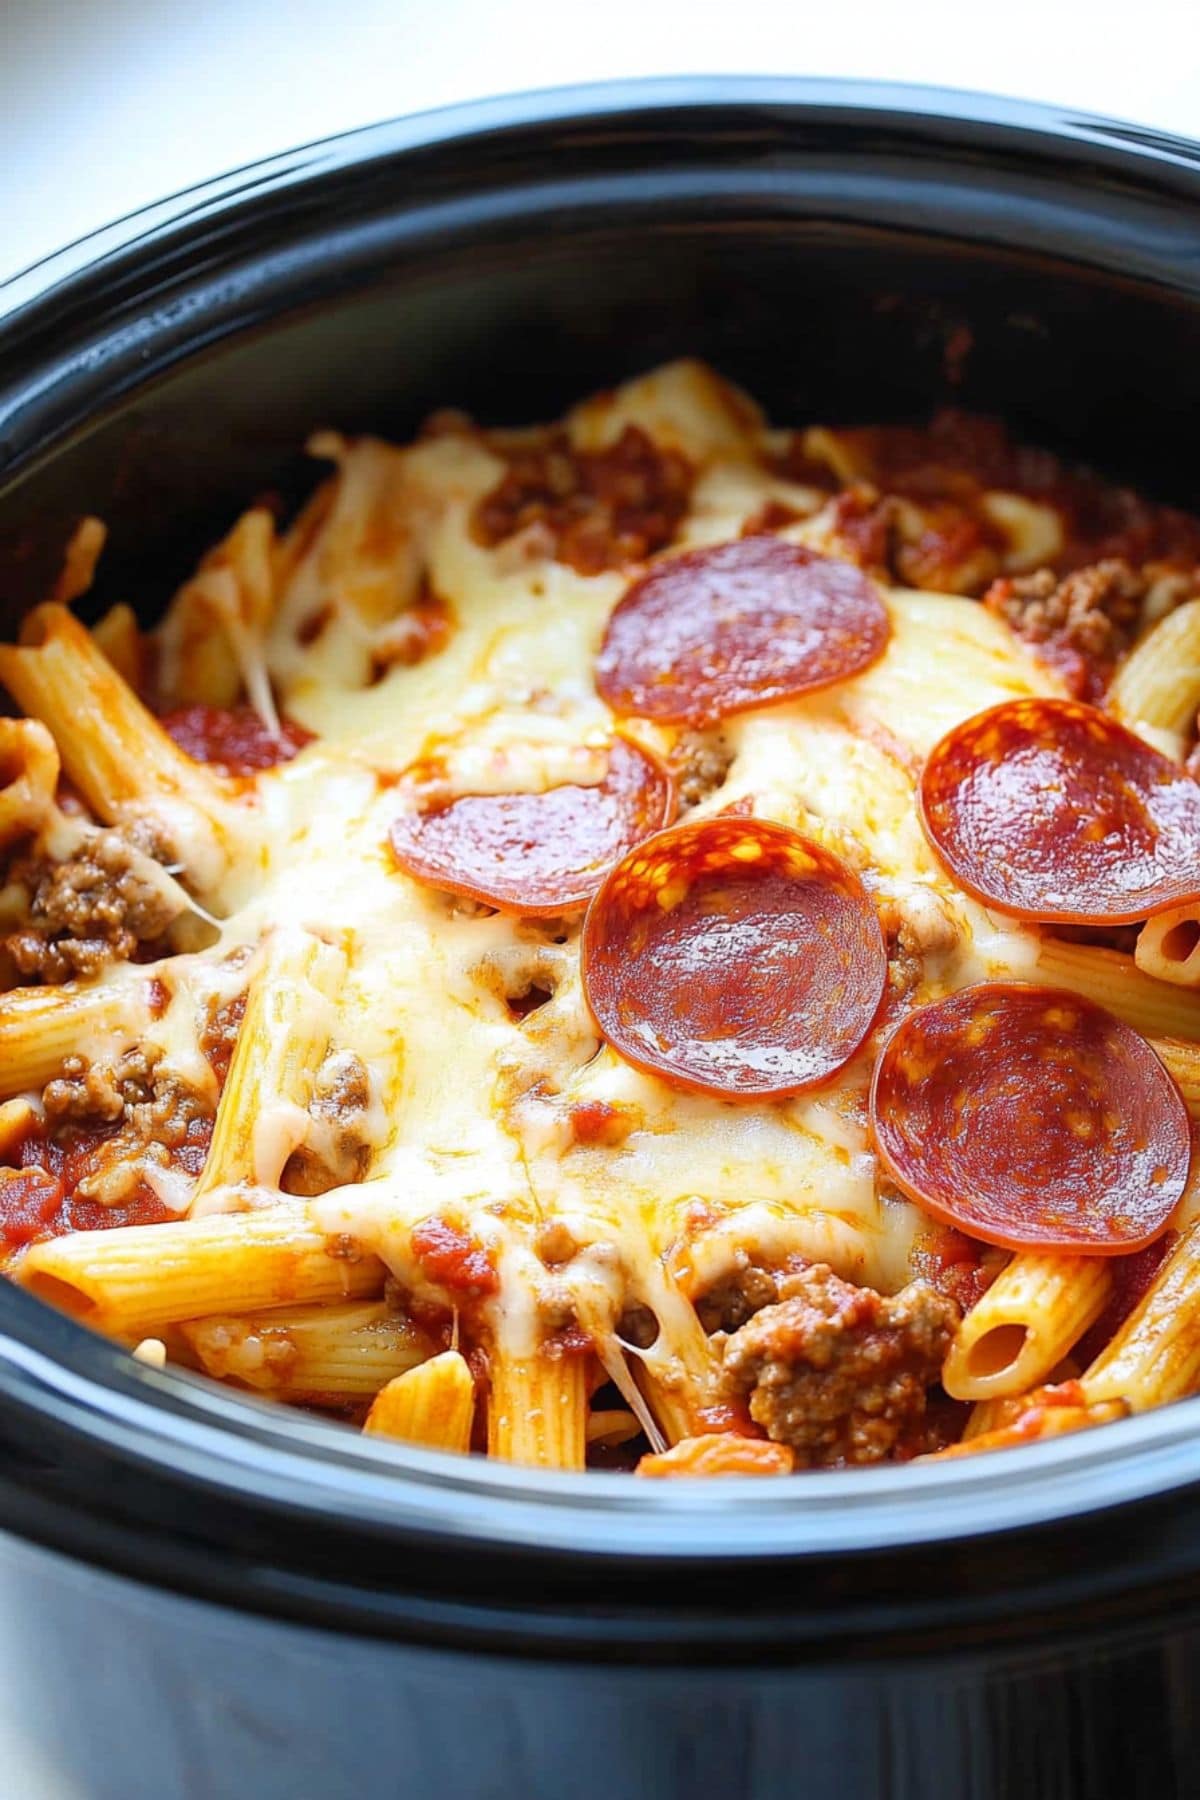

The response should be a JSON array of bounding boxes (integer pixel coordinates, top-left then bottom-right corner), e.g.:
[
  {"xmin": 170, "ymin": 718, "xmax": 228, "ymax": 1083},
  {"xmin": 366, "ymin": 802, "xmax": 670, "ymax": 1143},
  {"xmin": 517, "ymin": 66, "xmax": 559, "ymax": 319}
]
[
  {"xmin": 919, "ymin": 697, "xmax": 1200, "ymax": 925},
  {"xmin": 387, "ymin": 736, "xmax": 675, "ymax": 915},
  {"xmin": 158, "ymin": 704, "xmax": 314, "ymax": 775},
  {"xmin": 580, "ymin": 817, "xmax": 887, "ymax": 1097},
  {"xmin": 595, "ymin": 538, "xmax": 891, "ymax": 725},
  {"xmin": 871, "ymin": 984, "xmax": 1190, "ymax": 1254}
]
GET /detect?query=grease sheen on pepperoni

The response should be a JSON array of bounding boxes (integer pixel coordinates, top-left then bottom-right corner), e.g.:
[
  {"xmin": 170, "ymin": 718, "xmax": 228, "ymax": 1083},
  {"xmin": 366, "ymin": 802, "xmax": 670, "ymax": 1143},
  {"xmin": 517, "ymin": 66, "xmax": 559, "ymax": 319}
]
[
  {"xmin": 871, "ymin": 984, "xmax": 1190, "ymax": 1254},
  {"xmin": 920, "ymin": 697, "xmax": 1200, "ymax": 924},
  {"xmin": 595, "ymin": 537, "xmax": 891, "ymax": 725},
  {"xmin": 581, "ymin": 817, "xmax": 887, "ymax": 1097},
  {"xmin": 387, "ymin": 736, "xmax": 675, "ymax": 915}
]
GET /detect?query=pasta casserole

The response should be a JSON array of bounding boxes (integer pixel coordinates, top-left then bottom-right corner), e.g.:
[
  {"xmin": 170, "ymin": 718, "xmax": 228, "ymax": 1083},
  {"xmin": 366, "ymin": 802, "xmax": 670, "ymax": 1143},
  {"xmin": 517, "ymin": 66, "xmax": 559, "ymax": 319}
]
[{"xmin": 4, "ymin": 358, "xmax": 1200, "ymax": 1476}]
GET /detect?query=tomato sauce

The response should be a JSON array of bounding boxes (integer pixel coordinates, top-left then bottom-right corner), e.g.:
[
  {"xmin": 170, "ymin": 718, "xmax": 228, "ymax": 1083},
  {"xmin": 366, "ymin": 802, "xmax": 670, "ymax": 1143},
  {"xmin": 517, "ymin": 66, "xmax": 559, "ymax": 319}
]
[
  {"xmin": 410, "ymin": 1217, "xmax": 500, "ymax": 1297},
  {"xmin": 569, "ymin": 1100, "xmax": 632, "ymax": 1148},
  {"xmin": 0, "ymin": 1113, "xmax": 214, "ymax": 1254}
]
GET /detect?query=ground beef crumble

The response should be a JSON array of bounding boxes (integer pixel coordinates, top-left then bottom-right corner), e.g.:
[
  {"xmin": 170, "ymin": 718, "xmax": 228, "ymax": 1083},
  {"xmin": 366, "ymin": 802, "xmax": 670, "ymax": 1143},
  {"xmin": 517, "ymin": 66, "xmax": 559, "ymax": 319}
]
[
  {"xmin": 472, "ymin": 425, "xmax": 693, "ymax": 574},
  {"xmin": 695, "ymin": 1260, "xmax": 780, "ymax": 1334},
  {"xmin": 43, "ymin": 1048, "xmax": 159, "ymax": 1125},
  {"xmin": 38, "ymin": 1046, "xmax": 213, "ymax": 1204},
  {"xmin": 983, "ymin": 559, "xmax": 1147, "ymax": 700},
  {"xmin": 283, "ymin": 1049, "xmax": 375, "ymax": 1196},
  {"xmin": 5, "ymin": 831, "xmax": 177, "ymax": 982},
  {"xmin": 669, "ymin": 729, "xmax": 734, "ymax": 812},
  {"xmin": 720, "ymin": 1263, "xmax": 959, "ymax": 1468}
]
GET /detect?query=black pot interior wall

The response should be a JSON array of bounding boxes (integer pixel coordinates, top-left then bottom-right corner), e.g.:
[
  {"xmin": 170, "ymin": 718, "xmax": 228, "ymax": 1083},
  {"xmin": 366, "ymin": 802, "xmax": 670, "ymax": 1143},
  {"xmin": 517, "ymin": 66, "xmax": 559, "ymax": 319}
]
[{"xmin": 2, "ymin": 218, "xmax": 1198, "ymax": 631}]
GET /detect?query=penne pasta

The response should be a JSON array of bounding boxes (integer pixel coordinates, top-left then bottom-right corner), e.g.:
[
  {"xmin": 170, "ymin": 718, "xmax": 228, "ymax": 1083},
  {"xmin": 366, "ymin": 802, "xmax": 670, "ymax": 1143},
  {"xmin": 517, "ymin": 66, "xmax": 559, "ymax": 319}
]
[
  {"xmin": 1151, "ymin": 1037, "xmax": 1200, "ymax": 1118},
  {"xmin": 942, "ymin": 1254, "xmax": 1111, "ymax": 1402},
  {"xmin": 49, "ymin": 517, "xmax": 107, "ymax": 607},
  {"xmin": 190, "ymin": 928, "xmax": 349, "ymax": 1210},
  {"xmin": 0, "ymin": 603, "xmax": 234, "ymax": 889},
  {"xmin": 90, "ymin": 603, "xmax": 144, "ymax": 691},
  {"xmin": 1136, "ymin": 908, "xmax": 1200, "ymax": 989},
  {"xmin": 157, "ymin": 508, "xmax": 280, "ymax": 721},
  {"xmin": 1109, "ymin": 596, "xmax": 1200, "ymax": 752},
  {"xmin": 1034, "ymin": 938, "xmax": 1200, "ymax": 1040},
  {"xmin": 0, "ymin": 977, "xmax": 153, "ymax": 1095},
  {"xmin": 1082, "ymin": 1220, "xmax": 1200, "ymax": 1412},
  {"xmin": 486, "ymin": 1348, "xmax": 589, "ymax": 1470},
  {"xmin": 585, "ymin": 1408, "xmax": 642, "ymax": 1448},
  {"xmin": 365, "ymin": 1349, "xmax": 476, "ymax": 1451},
  {"xmin": 19, "ymin": 1208, "xmax": 384, "ymax": 1336},
  {"xmin": 928, "ymin": 1392, "xmax": 1127, "ymax": 1459},
  {"xmin": 0, "ymin": 717, "xmax": 61, "ymax": 850},
  {"xmin": 637, "ymin": 1299, "xmax": 725, "ymax": 1447},
  {"xmin": 979, "ymin": 491, "xmax": 1064, "ymax": 573},
  {"xmin": 180, "ymin": 1298, "xmax": 432, "ymax": 1401}
]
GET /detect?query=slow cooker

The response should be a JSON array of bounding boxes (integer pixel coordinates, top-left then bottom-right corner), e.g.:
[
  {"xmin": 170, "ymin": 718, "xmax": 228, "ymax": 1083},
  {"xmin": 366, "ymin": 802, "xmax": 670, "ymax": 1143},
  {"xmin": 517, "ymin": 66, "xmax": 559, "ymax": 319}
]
[{"xmin": 2, "ymin": 78, "xmax": 1200, "ymax": 1800}]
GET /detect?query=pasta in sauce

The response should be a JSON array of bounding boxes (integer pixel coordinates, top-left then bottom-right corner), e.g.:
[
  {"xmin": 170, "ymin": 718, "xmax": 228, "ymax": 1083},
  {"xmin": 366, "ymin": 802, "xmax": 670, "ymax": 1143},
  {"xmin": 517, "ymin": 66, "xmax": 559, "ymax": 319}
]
[{"xmin": 2, "ymin": 358, "xmax": 1200, "ymax": 1476}]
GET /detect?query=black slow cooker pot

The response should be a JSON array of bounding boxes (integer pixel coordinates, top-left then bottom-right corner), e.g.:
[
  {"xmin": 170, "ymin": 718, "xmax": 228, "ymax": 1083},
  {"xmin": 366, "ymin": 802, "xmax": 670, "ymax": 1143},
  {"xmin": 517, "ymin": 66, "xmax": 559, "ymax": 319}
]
[{"xmin": 3, "ymin": 78, "xmax": 1200, "ymax": 1800}]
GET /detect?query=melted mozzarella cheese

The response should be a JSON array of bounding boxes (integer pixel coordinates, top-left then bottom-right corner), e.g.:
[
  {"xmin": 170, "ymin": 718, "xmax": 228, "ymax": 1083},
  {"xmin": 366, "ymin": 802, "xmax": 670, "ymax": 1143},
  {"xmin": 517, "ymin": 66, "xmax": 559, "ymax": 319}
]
[{"xmin": 100, "ymin": 361, "xmax": 1066, "ymax": 1369}]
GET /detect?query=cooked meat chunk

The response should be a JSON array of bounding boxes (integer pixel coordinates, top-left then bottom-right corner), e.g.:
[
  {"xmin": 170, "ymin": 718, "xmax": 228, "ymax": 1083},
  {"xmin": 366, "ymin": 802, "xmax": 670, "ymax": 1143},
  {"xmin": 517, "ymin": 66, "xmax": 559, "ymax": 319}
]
[
  {"xmin": 40, "ymin": 1047, "xmax": 213, "ymax": 1204},
  {"xmin": 984, "ymin": 559, "xmax": 1145, "ymax": 698},
  {"xmin": 695, "ymin": 1260, "xmax": 779, "ymax": 1334},
  {"xmin": 472, "ymin": 425, "xmax": 693, "ymax": 574},
  {"xmin": 670, "ymin": 729, "xmax": 733, "ymax": 812},
  {"xmin": 6, "ymin": 830, "xmax": 177, "ymax": 982},
  {"xmin": 282, "ymin": 1050, "xmax": 376, "ymax": 1196},
  {"xmin": 720, "ymin": 1263, "xmax": 959, "ymax": 1468},
  {"xmin": 43, "ymin": 1049, "xmax": 160, "ymax": 1124}
]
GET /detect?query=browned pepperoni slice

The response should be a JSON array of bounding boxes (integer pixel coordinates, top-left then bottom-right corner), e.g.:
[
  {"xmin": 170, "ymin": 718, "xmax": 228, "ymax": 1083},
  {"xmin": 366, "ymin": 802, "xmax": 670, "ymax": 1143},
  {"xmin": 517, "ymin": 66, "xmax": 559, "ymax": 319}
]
[
  {"xmin": 871, "ymin": 984, "xmax": 1190, "ymax": 1254},
  {"xmin": 387, "ymin": 736, "xmax": 675, "ymax": 915},
  {"xmin": 919, "ymin": 697, "xmax": 1200, "ymax": 925},
  {"xmin": 580, "ymin": 817, "xmax": 887, "ymax": 1097},
  {"xmin": 595, "ymin": 538, "xmax": 891, "ymax": 725}
]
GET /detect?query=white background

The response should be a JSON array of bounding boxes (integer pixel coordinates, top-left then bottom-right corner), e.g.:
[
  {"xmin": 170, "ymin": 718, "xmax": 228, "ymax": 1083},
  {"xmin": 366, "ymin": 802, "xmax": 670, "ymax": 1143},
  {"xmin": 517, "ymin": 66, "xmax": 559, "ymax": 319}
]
[
  {"xmin": 3, "ymin": 0, "xmax": 1199, "ymax": 281},
  {"xmin": 0, "ymin": 2, "xmax": 1197, "ymax": 1793}
]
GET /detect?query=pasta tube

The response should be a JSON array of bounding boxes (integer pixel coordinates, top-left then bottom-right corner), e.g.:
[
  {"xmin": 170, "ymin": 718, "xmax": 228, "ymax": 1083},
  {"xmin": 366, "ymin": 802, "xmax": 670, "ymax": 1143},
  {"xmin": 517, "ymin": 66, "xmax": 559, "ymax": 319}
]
[
  {"xmin": 1136, "ymin": 909, "xmax": 1200, "ymax": 989},
  {"xmin": 1151, "ymin": 1038, "xmax": 1200, "ymax": 1118},
  {"xmin": 365, "ymin": 1349, "xmax": 476, "ymax": 1452},
  {"xmin": 0, "ymin": 978, "xmax": 152, "ymax": 1095},
  {"xmin": 19, "ymin": 1208, "xmax": 384, "ymax": 1336},
  {"xmin": 942, "ymin": 1253, "xmax": 1111, "ymax": 1402},
  {"xmin": 158, "ymin": 508, "xmax": 280, "ymax": 720},
  {"xmin": 1109, "ymin": 596, "xmax": 1200, "ymax": 750},
  {"xmin": 486, "ymin": 1348, "xmax": 588, "ymax": 1470},
  {"xmin": 0, "ymin": 717, "xmax": 60, "ymax": 850},
  {"xmin": 180, "ymin": 1299, "xmax": 431, "ymax": 1401},
  {"xmin": 190, "ymin": 928, "xmax": 349, "ymax": 1209},
  {"xmin": 90, "ymin": 604, "xmax": 143, "ymax": 690},
  {"xmin": 1082, "ymin": 1220, "xmax": 1200, "ymax": 1411},
  {"xmin": 637, "ymin": 1298, "xmax": 725, "ymax": 1446},
  {"xmin": 1034, "ymin": 938, "xmax": 1200, "ymax": 1040},
  {"xmin": 0, "ymin": 603, "xmax": 234, "ymax": 888}
]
